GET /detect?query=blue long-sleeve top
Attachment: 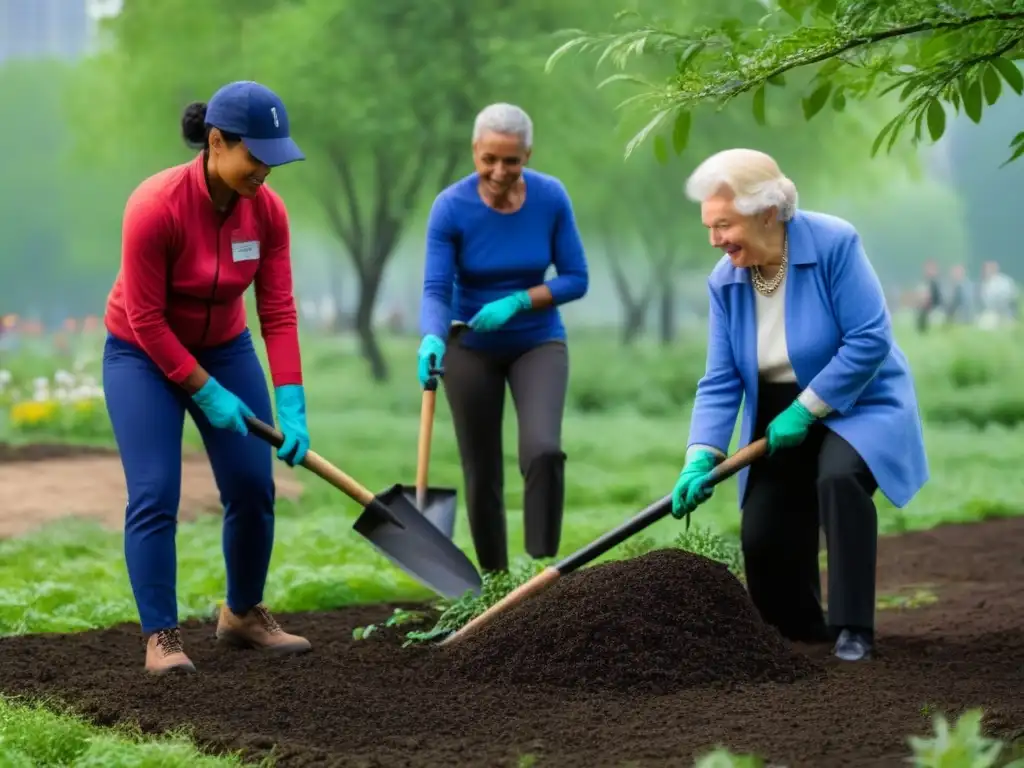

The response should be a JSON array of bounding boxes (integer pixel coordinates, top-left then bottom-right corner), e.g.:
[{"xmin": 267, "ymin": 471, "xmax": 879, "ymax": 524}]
[{"xmin": 419, "ymin": 169, "xmax": 589, "ymax": 353}]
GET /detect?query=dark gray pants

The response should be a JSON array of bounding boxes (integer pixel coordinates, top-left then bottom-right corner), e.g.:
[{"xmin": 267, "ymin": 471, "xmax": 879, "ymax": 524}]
[
  {"xmin": 742, "ymin": 381, "xmax": 879, "ymax": 642},
  {"xmin": 442, "ymin": 336, "xmax": 569, "ymax": 572}
]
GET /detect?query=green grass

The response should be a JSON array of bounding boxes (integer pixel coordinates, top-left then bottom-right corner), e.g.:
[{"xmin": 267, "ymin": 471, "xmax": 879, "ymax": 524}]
[{"xmin": 1, "ymin": 315, "xmax": 1023, "ymax": 764}]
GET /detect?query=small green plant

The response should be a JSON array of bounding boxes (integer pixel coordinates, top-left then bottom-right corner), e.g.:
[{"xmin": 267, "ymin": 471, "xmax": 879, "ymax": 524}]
[
  {"xmin": 403, "ymin": 557, "xmax": 546, "ymax": 645},
  {"xmin": 694, "ymin": 747, "xmax": 765, "ymax": 767},
  {"xmin": 907, "ymin": 708, "xmax": 1024, "ymax": 768},
  {"xmin": 877, "ymin": 588, "xmax": 939, "ymax": 611},
  {"xmin": 673, "ymin": 525, "xmax": 744, "ymax": 578},
  {"xmin": 618, "ymin": 535, "xmax": 658, "ymax": 559},
  {"xmin": 352, "ymin": 607, "xmax": 430, "ymax": 641}
]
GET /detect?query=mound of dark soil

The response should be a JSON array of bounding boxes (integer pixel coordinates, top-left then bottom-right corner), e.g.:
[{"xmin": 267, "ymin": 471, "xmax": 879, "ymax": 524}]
[{"xmin": 441, "ymin": 548, "xmax": 821, "ymax": 693}]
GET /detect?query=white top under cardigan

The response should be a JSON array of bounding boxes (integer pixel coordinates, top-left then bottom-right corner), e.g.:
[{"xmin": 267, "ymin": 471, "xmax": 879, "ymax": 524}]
[{"xmin": 686, "ymin": 269, "xmax": 832, "ymax": 462}]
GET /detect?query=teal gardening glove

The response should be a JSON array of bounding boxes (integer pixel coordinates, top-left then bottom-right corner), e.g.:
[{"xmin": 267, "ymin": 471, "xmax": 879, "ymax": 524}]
[
  {"xmin": 192, "ymin": 377, "xmax": 254, "ymax": 436},
  {"xmin": 765, "ymin": 400, "xmax": 817, "ymax": 455},
  {"xmin": 468, "ymin": 290, "xmax": 532, "ymax": 332},
  {"xmin": 417, "ymin": 334, "xmax": 446, "ymax": 389},
  {"xmin": 670, "ymin": 449, "xmax": 718, "ymax": 528},
  {"xmin": 274, "ymin": 384, "xmax": 310, "ymax": 467}
]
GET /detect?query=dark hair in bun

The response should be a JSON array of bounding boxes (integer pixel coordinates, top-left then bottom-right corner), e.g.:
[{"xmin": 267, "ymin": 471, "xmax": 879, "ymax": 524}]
[{"xmin": 181, "ymin": 101, "xmax": 208, "ymax": 149}]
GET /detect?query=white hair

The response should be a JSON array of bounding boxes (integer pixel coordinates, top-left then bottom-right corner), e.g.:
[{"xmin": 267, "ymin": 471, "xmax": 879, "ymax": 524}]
[
  {"xmin": 684, "ymin": 148, "xmax": 798, "ymax": 221},
  {"xmin": 472, "ymin": 103, "xmax": 533, "ymax": 149}
]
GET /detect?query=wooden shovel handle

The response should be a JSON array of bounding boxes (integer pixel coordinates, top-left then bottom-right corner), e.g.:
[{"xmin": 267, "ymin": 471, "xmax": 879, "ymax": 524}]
[
  {"xmin": 439, "ymin": 565, "xmax": 561, "ymax": 647},
  {"xmin": 705, "ymin": 437, "xmax": 768, "ymax": 488},
  {"xmin": 415, "ymin": 387, "xmax": 437, "ymax": 508},
  {"xmin": 244, "ymin": 416, "xmax": 374, "ymax": 505}
]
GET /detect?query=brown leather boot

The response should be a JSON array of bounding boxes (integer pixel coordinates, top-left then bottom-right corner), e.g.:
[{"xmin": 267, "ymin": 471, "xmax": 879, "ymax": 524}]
[
  {"xmin": 145, "ymin": 628, "xmax": 196, "ymax": 675},
  {"xmin": 215, "ymin": 603, "xmax": 311, "ymax": 654}
]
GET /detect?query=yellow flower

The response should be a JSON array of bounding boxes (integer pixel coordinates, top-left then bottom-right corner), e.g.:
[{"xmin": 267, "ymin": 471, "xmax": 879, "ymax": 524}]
[{"xmin": 10, "ymin": 400, "xmax": 59, "ymax": 427}]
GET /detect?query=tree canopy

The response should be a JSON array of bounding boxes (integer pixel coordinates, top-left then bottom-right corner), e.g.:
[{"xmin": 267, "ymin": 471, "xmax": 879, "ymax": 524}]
[{"xmin": 548, "ymin": 0, "xmax": 1024, "ymax": 165}]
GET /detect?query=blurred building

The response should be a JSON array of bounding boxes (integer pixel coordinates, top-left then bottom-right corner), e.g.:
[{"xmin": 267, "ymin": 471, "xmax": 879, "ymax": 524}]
[{"xmin": 0, "ymin": 0, "xmax": 120, "ymax": 64}]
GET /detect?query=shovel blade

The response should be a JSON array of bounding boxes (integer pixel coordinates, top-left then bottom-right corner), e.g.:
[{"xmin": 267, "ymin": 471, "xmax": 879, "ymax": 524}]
[
  {"xmin": 398, "ymin": 484, "xmax": 457, "ymax": 539},
  {"xmin": 352, "ymin": 484, "xmax": 481, "ymax": 599}
]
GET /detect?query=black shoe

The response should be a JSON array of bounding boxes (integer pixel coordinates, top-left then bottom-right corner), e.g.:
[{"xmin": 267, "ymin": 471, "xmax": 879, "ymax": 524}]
[{"xmin": 833, "ymin": 628, "xmax": 873, "ymax": 661}]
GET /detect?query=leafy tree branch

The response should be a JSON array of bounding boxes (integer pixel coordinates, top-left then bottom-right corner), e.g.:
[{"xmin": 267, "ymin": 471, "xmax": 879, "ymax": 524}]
[{"xmin": 548, "ymin": 0, "xmax": 1024, "ymax": 165}]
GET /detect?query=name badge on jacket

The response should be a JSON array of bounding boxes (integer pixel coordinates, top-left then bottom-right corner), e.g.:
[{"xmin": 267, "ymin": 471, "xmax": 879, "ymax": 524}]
[{"xmin": 231, "ymin": 240, "xmax": 260, "ymax": 262}]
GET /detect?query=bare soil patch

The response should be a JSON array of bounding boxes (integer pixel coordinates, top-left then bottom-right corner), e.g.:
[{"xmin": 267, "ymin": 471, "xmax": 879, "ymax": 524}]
[{"xmin": 0, "ymin": 442, "xmax": 304, "ymax": 538}]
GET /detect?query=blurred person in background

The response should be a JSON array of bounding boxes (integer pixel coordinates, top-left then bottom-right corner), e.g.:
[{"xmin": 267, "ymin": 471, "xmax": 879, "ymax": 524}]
[
  {"xmin": 916, "ymin": 260, "xmax": 942, "ymax": 333},
  {"xmin": 977, "ymin": 260, "xmax": 1019, "ymax": 330},
  {"xmin": 103, "ymin": 81, "xmax": 313, "ymax": 675},
  {"xmin": 417, "ymin": 103, "xmax": 589, "ymax": 573},
  {"xmin": 667, "ymin": 148, "xmax": 928, "ymax": 662},
  {"xmin": 944, "ymin": 264, "xmax": 975, "ymax": 325}
]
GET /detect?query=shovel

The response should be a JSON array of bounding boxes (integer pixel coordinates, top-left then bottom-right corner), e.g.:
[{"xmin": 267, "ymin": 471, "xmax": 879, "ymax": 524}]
[
  {"xmin": 398, "ymin": 368, "xmax": 457, "ymax": 538},
  {"xmin": 438, "ymin": 437, "xmax": 768, "ymax": 646},
  {"xmin": 397, "ymin": 320, "xmax": 470, "ymax": 538},
  {"xmin": 245, "ymin": 416, "xmax": 482, "ymax": 600}
]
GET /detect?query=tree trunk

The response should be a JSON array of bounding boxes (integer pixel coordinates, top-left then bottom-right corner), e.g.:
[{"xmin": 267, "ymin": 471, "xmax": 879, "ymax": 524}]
[
  {"xmin": 355, "ymin": 262, "xmax": 387, "ymax": 381},
  {"xmin": 659, "ymin": 276, "xmax": 676, "ymax": 345},
  {"xmin": 605, "ymin": 239, "xmax": 656, "ymax": 346},
  {"xmin": 622, "ymin": 305, "xmax": 647, "ymax": 344}
]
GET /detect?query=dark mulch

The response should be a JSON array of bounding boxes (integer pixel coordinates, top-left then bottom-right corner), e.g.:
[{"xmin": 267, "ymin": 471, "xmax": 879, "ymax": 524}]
[{"xmin": 0, "ymin": 516, "xmax": 1022, "ymax": 767}]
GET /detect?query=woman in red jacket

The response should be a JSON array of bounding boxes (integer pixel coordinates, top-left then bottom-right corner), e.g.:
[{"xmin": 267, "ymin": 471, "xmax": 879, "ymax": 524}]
[{"xmin": 103, "ymin": 80, "xmax": 312, "ymax": 675}]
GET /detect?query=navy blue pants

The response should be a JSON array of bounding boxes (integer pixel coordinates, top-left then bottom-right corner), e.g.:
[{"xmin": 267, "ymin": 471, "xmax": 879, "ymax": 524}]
[{"xmin": 103, "ymin": 329, "xmax": 276, "ymax": 634}]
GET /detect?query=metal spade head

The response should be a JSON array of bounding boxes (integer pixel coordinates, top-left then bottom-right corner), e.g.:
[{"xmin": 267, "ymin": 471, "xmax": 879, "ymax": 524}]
[
  {"xmin": 352, "ymin": 484, "xmax": 481, "ymax": 599},
  {"xmin": 399, "ymin": 485, "xmax": 458, "ymax": 539}
]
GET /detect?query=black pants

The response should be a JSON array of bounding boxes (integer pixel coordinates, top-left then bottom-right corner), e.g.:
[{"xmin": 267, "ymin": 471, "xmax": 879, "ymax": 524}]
[
  {"xmin": 742, "ymin": 381, "xmax": 879, "ymax": 642},
  {"xmin": 442, "ymin": 332, "xmax": 568, "ymax": 572}
]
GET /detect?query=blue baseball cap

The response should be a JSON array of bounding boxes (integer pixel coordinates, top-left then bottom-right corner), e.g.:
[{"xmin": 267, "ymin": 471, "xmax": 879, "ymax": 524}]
[{"xmin": 204, "ymin": 81, "xmax": 305, "ymax": 167}]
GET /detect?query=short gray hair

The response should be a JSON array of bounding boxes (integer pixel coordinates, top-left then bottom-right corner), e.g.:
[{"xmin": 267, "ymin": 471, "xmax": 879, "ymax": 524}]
[
  {"xmin": 472, "ymin": 103, "xmax": 533, "ymax": 149},
  {"xmin": 685, "ymin": 148, "xmax": 798, "ymax": 221}
]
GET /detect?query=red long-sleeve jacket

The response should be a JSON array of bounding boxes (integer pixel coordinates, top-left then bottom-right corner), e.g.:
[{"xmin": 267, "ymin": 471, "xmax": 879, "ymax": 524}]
[{"xmin": 105, "ymin": 153, "xmax": 302, "ymax": 388}]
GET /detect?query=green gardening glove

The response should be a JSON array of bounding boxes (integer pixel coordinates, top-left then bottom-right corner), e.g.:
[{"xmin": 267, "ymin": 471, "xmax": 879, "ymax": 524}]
[
  {"xmin": 670, "ymin": 449, "xmax": 718, "ymax": 528},
  {"xmin": 765, "ymin": 400, "xmax": 817, "ymax": 455},
  {"xmin": 468, "ymin": 291, "xmax": 532, "ymax": 332}
]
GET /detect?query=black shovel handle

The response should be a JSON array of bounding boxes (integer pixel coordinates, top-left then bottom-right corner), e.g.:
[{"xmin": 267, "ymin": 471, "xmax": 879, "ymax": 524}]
[{"xmin": 554, "ymin": 438, "xmax": 768, "ymax": 574}]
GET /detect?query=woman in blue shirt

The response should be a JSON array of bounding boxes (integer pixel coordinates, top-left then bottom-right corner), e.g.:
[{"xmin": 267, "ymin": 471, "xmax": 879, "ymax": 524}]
[
  {"xmin": 417, "ymin": 103, "xmax": 589, "ymax": 573},
  {"xmin": 670, "ymin": 148, "xmax": 928, "ymax": 663}
]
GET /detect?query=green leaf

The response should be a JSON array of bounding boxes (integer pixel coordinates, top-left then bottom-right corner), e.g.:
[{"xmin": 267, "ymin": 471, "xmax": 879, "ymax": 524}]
[
  {"xmin": 624, "ymin": 108, "xmax": 672, "ymax": 160},
  {"xmin": 767, "ymin": 74, "xmax": 786, "ymax": 86},
  {"xmin": 983, "ymin": 63, "xmax": 1002, "ymax": 105},
  {"xmin": 1011, "ymin": 130, "xmax": 1024, "ymax": 148},
  {"xmin": 802, "ymin": 82, "xmax": 832, "ymax": 120},
  {"xmin": 870, "ymin": 114, "xmax": 902, "ymax": 158},
  {"xmin": 752, "ymin": 84, "xmax": 766, "ymax": 126},
  {"xmin": 926, "ymin": 98, "xmax": 946, "ymax": 142},
  {"xmin": 676, "ymin": 42, "xmax": 705, "ymax": 72},
  {"xmin": 671, "ymin": 110, "xmax": 691, "ymax": 155},
  {"xmin": 962, "ymin": 76, "xmax": 983, "ymax": 123},
  {"xmin": 653, "ymin": 135, "xmax": 668, "ymax": 164},
  {"xmin": 991, "ymin": 57, "xmax": 1024, "ymax": 95},
  {"xmin": 777, "ymin": 0, "xmax": 804, "ymax": 22},
  {"xmin": 831, "ymin": 88, "xmax": 847, "ymax": 112},
  {"xmin": 597, "ymin": 73, "xmax": 656, "ymax": 90}
]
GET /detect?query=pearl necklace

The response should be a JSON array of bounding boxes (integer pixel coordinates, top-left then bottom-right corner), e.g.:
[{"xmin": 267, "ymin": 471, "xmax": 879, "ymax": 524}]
[{"xmin": 751, "ymin": 233, "xmax": 788, "ymax": 297}]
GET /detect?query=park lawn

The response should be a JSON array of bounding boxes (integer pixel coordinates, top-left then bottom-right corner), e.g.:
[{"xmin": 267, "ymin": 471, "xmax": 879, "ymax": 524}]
[{"xmin": 1, "ymin": 319, "xmax": 1024, "ymax": 764}]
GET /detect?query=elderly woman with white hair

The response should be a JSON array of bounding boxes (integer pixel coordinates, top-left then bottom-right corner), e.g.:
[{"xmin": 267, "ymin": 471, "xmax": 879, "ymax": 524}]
[
  {"xmin": 669, "ymin": 148, "xmax": 928, "ymax": 662},
  {"xmin": 417, "ymin": 103, "xmax": 589, "ymax": 573}
]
